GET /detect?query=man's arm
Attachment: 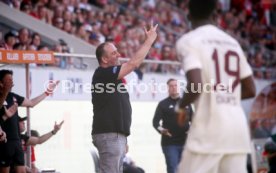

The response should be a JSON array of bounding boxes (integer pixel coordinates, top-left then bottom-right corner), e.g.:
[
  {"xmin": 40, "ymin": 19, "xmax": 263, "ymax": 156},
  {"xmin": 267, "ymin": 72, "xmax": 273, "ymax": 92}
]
[
  {"xmin": 241, "ymin": 76, "xmax": 256, "ymax": 99},
  {"xmin": 21, "ymin": 93, "xmax": 48, "ymax": 108},
  {"xmin": 26, "ymin": 120, "xmax": 64, "ymax": 146},
  {"xmin": 118, "ymin": 24, "xmax": 158, "ymax": 79},
  {"xmin": 0, "ymin": 125, "xmax": 7, "ymax": 142},
  {"xmin": 152, "ymin": 103, "xmax": 163, "ymax": 133},
  {"xmin": 21, "ymin": 81, "xmax": 59, "ymax": 107},
  {"xmin": 1, "ymin": 103, "xmax": 18, "ymax": 121},
  {"xmin": 153, "ymin": 103, "xmax": 172, "ymax": 137},
  {"xmin": 27, "ymin": 133, "xmax": 51, "ymax": 145}
]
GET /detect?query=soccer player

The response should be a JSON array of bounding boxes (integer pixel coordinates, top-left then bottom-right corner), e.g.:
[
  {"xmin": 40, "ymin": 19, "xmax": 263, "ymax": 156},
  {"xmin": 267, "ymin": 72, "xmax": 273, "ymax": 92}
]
[{"xmin": 176, "ymin": 0, "xmax": 256, "ymax": 173}]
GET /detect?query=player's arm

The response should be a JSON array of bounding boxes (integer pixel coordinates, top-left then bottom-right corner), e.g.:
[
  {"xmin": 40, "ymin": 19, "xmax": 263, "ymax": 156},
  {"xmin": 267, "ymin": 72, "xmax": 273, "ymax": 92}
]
[
  {"xmin": 239, "ymin": 49, "xmax": 256, "ymax": 100},
  {"xmin": 177, "ymin": 69, "xmax": 201, "ymax": 127},
  {"xmin": 241, "ymin": 76, "xmax": 256, "ymax": 99},
  {"xmin": 179, "ymin": 69, "xmax": 202, "ymax": 108},
  {"xmin": 118, "ymin": 24, "xmax": 158, "ymax": 79}
]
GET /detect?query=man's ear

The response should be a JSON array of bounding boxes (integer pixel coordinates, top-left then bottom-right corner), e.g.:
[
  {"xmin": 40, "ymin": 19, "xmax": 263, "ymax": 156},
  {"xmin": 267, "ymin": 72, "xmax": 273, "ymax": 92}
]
[{"xmin": 101, "ymin": 56, "xmax": 108, "ymax": 64}]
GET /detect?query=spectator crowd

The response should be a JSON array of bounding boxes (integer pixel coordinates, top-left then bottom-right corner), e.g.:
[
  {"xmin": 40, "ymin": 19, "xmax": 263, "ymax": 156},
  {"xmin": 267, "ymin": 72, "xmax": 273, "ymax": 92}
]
[{"xmin": 0, "ymin": 0, "xmax": 275, "ymax": 78}]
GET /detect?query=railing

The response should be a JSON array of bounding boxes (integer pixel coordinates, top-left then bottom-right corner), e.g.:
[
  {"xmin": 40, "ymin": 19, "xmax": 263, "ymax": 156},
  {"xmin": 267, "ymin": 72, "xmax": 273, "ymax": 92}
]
[
  {"xmin": 1, "ymin": 51, "xmax": 275, "ymax": 79},
  {"xmin": 53, "ymin": 52, "xmax": 276, "ymax": 79}
]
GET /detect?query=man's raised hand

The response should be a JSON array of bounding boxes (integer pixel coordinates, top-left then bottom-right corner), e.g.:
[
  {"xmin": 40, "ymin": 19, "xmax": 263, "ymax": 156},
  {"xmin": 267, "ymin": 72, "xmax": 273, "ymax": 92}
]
[{"xmin": 144, "ymin": 21, "xmax": 158, "ymax": 44}]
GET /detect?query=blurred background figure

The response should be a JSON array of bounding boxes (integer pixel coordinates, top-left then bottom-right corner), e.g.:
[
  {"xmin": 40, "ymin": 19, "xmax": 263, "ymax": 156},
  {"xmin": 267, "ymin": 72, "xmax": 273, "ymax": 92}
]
[{"xmin": 153, "ymin": 78, "xmax": 192, "ymax": 173}]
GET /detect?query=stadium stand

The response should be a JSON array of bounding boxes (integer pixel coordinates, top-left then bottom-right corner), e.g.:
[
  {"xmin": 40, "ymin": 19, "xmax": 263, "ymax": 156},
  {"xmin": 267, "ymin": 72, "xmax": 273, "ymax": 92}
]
[{"xmin": 0, "ymin": 0, "xmax": 275, "ymax": 78}]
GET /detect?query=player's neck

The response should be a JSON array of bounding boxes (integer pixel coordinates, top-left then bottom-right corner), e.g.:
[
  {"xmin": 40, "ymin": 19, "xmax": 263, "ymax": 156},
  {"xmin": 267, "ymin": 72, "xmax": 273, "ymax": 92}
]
[{"xmin": 192, "ymin": 20, "xmax": 214, "ymax": 29}]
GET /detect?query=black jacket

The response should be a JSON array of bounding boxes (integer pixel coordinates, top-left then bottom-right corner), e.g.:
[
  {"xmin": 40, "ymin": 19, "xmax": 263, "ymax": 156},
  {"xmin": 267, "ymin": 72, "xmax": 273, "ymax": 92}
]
[{"xmin": 153, "ymin": 97, "xmax": 192, "ymax": 146}]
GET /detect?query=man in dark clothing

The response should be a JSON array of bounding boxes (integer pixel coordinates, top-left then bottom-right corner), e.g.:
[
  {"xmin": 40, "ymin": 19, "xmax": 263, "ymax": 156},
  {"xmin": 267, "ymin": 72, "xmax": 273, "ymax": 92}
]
[
  {"xmin": 264, "ymin": 141, "xmax": 276, "ymax": 173},
  {"xmin": 91, "ymin": 23, "xmax": 158, "ymax": 173},
  {"xmin": 0, "ymin": 69, "xmax": 59, "ymax": 173},
  {"xmin": 18, "ymin": 117, "xmax": 63, "ymax": 173},
  {"xmin": 153, "ymin": 78, "xmax": 192, "ymax": 173}
]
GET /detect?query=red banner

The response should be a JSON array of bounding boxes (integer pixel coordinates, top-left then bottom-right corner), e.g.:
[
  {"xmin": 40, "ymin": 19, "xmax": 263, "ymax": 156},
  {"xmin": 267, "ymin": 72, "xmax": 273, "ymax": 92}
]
[{"xmin": 0, "ymin": 50, "xmax": 54, "ymax": 64}]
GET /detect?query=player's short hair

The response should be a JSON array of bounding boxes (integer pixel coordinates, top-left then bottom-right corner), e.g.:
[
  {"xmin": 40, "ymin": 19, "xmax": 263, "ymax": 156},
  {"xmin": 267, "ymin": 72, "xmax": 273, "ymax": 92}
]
[
  {"xmin": 0, "ymin": 69, "xmax": 13, "ymax": 82},
  {"xmin": 95, "ymin": 42, "xmax": 109, "ymax": 64},
  {"xmin": 167, "ymin": 78, "xmax": 177, "ymax": 85},
  {"xmin": 189, "ymin": 0, "xmax": 217, "ymax": 20}
]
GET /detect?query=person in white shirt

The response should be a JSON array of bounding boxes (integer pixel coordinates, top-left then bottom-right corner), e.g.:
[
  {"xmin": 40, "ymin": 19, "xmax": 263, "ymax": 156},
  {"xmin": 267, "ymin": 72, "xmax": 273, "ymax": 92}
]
[{"xmin": 175, "ymin": 0, "xmax": 256, "ymax": 173}]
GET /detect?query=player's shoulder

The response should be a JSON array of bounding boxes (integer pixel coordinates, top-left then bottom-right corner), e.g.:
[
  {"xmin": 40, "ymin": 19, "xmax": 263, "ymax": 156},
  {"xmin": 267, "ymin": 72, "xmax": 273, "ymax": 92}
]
[
  {"xmin": 176, "ymin": 25, "xmax": 214, "ymax": 49},
  {"xmin": 199, "ymin": 25, "xmax": 241, "ymax": 49},
  {"xmin": 176, "ymin": 32, "xmax": 194, "ymax": 53},
  {"xmin": 176, "ymin": 30, "xmax": 196, "ymax": 46},
  {"xmin": 211, "ymin": 26, "xmax": 240, "ymax": 44}
]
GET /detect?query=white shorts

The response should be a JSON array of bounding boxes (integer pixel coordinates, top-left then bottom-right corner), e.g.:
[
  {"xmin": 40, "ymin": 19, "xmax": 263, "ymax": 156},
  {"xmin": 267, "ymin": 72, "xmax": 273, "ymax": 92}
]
[{"xmin": 177, "ymin": 150, "xmax": 247, "ymax": 173}]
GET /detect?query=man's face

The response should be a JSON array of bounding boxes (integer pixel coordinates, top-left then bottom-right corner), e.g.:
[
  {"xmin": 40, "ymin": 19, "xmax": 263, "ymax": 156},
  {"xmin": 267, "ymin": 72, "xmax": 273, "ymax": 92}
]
[
  {"xmin": 1, "ymin": 74, "xmax": 14, "ymax": 91},
  {"xmin": 19, "ymin": 121, "xmax": 26, "ymax": 133},
  {"xmin": 103, "ymin": 43, "xmax": 121, "ymax": 66},
  {"xmin": 162, "ymin": 46, "xmax": 171, "ymax": 59},
  {"xmin": 168, "ymin": 80, "xmax": 179, "ymax": 97},
  {"xmin": 19, "ymin": 29, "xmax": 29, "ymax": 44}
]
